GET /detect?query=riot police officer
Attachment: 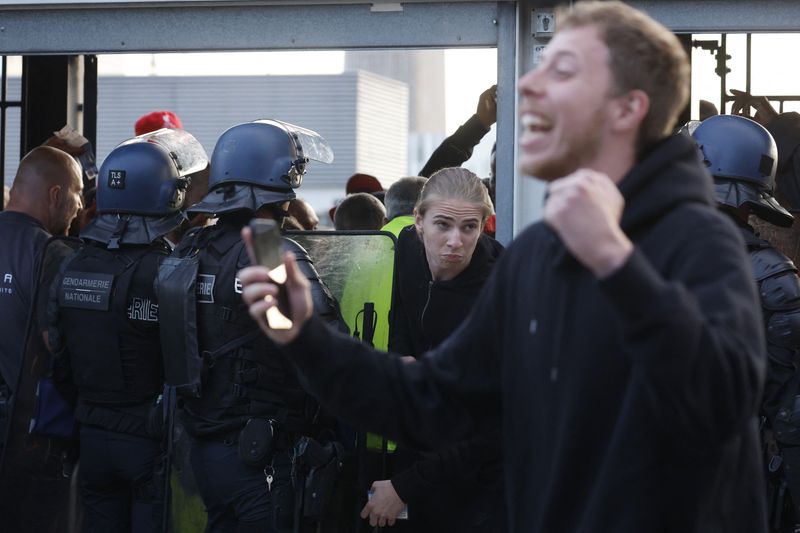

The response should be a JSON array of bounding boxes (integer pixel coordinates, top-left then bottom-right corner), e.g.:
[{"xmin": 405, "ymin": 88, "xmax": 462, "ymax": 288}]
[
  {"xmin": 159, "ymin": 119, "xmax": 343, "ymax": 533},
  {"xmin": 49, "ymin": 129, "xmax": 209, "ymax": 532},
  {"xmin": 693, "ymin": 115, "xmax": 800, "ymax": 532}
]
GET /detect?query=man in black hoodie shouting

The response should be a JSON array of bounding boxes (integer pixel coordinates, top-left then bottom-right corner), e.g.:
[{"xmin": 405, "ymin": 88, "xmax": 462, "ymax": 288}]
[{"xmin": 238, "ymin": 2, "xmax": 767, "ymax": 531}]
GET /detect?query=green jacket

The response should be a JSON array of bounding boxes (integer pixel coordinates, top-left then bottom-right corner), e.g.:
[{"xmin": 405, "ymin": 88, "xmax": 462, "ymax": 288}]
[{"xmin": 380, "ymin": 215, "xmax": 415, "ymax": 237}]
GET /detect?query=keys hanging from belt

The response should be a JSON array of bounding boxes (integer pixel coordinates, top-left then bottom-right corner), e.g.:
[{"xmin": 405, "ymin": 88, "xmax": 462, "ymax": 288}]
[{"xmin": 264, "ymin": 464, "xmax": 274, "ymax": 492}]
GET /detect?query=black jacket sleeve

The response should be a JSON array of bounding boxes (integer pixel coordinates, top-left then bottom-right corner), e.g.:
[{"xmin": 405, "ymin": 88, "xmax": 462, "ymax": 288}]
[
  {"xmin": 418, "ymin": 114, "xmax": 490, "ymax": 178},
  {"xmin": 390, "ymin": 428, "xmax": 502, "ymax": 505},
  {"xmin": 598, "ymin": 211, "xmax": 765, "ymax": 447},
  {"xmin": 284, "ymin": 263, "xmax": 505, "ymax": 451}
]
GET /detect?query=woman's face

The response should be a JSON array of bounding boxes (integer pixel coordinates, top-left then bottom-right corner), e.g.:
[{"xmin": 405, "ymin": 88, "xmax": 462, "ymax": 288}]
[{"xmin": 415, "ymin": 198, "xmax": 484, "ymax": 281}]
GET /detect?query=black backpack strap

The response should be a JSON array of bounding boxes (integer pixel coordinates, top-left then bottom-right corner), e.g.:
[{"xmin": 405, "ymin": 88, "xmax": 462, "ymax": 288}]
[
  {"xmin": 107, "ymin": 216, "xmax": 129, "ymax": 250},
  {"xmin": 202, "ymin": 330, "xmax": 262, "ymax": 364}
]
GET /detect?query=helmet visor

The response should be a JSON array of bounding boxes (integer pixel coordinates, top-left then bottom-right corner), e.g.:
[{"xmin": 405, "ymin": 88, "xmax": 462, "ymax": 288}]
[
  {"xmin": 254, "ymin": 119, "xmax": 335, "ymax": 165},
  {"xmin": 121, "ymin": 128, "xmax": 209, "ymax": 178}
]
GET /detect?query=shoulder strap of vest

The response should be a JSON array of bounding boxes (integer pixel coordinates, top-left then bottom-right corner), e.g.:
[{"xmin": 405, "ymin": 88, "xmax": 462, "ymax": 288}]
[
  {"xmin": 208, "ymin": 226, "xmax": 244, "ymax": 259},
  {"xmin": 107, "ymin": 216, "xmax": 128, "ymax": 250},
  {"xmin": 173, "ymin": 228, "xmax": 197, "ymax": 256},
  {"xmin": 203, "ymin": 330, "xmax": 262, "ymax": 363},
  {"xmin": 175, "ymin": 224, "xmax": 242, "ymax": 259}
]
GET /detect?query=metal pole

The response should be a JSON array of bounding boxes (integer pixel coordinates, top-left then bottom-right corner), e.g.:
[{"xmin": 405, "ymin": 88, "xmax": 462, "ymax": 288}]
[
  {"xmin": 720, "ymin": 34, "xmax": 727, "ymax": 113},
  {"xmin": 746, "ymin": 33, "xmax": 752, "ymax": 95},
  {"xmin": 494, "ymin": 1, "xmax": 517, "ymax": 245},
  {"xmin": 1, "ymin": 56, "xmax": 6, "ymax": 211}
]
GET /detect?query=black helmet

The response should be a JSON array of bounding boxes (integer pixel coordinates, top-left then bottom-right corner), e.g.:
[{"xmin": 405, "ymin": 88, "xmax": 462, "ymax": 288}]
[
  {"xmin": 189, "ymin": 119, "xmax": 333, "ymax": 216},
  {"xmin": 692, "ymin": 114, "xmax": 793, "ymax": 227},
  {"xmin": 97, "ymin": 128, "xmax": 208, "ymax": 216}
]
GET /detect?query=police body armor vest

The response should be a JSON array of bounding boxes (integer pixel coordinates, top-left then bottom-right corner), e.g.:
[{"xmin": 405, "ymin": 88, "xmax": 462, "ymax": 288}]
[
  {"xmin": 54, "ymin": 242, "xmax": 166, "ymax": 405},
  {"xmin": 169, "ymin": 221, "xmax": 335, "ymax": 440},
  {"xmin": 743, "ymin": 229, "xmax": 800, "ymax": 444}
]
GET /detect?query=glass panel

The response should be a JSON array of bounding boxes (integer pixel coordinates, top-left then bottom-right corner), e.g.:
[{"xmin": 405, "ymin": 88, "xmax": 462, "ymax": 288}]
[{"xmin": 287, "ymin": 231, "xmax": 396, "ymax": 351}]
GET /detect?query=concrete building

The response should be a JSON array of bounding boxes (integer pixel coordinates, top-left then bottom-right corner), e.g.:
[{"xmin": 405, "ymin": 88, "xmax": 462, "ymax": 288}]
[
  {"xmin": 3, "ymin": 70, "xmax": 409, "ymax": 216},
  {"xmin": 346, "ymin": 50, "xmax": 449, "ymax": 175}
]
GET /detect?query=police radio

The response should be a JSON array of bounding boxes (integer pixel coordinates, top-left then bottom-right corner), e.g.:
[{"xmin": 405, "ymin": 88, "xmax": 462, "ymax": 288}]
[{"xmin": 248, "ymin": 219, "xmax": 292, "ymax": 330}]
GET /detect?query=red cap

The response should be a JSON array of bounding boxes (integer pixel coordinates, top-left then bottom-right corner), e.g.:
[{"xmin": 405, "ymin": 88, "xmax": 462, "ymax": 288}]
[
  {"xmin": 346, "ymin": 173, "xmax": 383, "ymax": 195},
  {"xmin": 134, "ymin": 110, "xmax": 184, "ymax": 136},
  {"xmin": 483, "ymin": 214, "xmax": 496, "ymax": 238}
]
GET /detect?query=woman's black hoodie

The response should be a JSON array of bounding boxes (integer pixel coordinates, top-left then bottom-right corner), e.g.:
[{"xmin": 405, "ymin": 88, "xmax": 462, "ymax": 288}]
[{"xmin": 390, "ymin": 226, "xmax": 504, "ymax": 356}]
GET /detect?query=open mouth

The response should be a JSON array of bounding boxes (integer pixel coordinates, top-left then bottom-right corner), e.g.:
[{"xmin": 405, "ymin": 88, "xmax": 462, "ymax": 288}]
[
  {"xmin": 520, "ymin": 113, "xmax": 554, "ymax": 151},
  {"xmin": 521, "ymin": 113, "xmax": 553, "ymax": 134}
]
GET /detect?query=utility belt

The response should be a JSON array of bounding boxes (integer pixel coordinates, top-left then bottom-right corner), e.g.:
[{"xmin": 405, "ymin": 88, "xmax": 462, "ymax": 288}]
[
  {"xmin": 229, "ymin": 381, "xmax": 292, "ymax": 408},
  {"xmin": 201, "ymin": 415, "xmax": 317, "ymax": 449},
  {"xmin": 75, "ymin": 398, "xmax": 164, "ymax": 440},
  {"xmin": 232, "ymin": 417, "xmax": 344, "ymax": 524}
]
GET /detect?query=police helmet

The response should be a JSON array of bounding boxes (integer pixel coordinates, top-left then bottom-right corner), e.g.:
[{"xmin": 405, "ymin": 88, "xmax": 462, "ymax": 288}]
[
  {"xmin": 189, "ymin": 119, "xmax": 333, "ymax": 216},
  {"xmin": 97, "ymin": 128, "xmax": 209, "ymax": 217},
  {"xmin": 692, "ymin": 114, "xmax": 793, "ymax": 227}
]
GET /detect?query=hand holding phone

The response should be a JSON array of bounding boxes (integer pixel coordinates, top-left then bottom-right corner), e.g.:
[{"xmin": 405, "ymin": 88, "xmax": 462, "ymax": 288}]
[{"xmin": 248, "ymin": 219, "xmax": 293, "ymax": 330}]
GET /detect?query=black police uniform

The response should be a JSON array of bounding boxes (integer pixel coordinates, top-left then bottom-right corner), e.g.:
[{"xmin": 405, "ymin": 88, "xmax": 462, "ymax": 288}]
[
  {"xmin": 740, "ymin": 226, "xmax": 800, "ymax": 530},
  {"xmin": 0, "ymin": 212, "xmax": 80, "ymax": 533},
  {"xmin": 50, "ymin": 237, "xmax": 170, "ymax": 533},
  {"xmin": 0, "ymin": 211, "xmax": 52, "ymax": 398},
  {"xmin": 171, "ymin": 218, "xmax": 342, "ymax": 533},
  {"xmin": 692, "ymin": 114, "xmax": 800, "ymax": 531}
]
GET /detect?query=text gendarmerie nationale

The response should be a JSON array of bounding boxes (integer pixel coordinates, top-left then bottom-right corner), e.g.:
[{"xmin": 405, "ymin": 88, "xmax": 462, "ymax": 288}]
[{"xmin": 62, "ymin": 275, "xmax": 111, "ymax": 304}]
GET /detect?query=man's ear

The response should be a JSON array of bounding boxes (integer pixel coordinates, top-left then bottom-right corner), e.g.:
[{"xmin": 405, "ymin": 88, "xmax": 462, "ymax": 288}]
[
  {"xmin": 414, "ymin": 209, "xmax": 423, "ymax": 233},
  {"xmin": 610, "ymin": 89, "xmax": 650, "ymax": 134},
  {"xmin": 48, "ymin": 184, "xmax": 62, "ymax": 209}
]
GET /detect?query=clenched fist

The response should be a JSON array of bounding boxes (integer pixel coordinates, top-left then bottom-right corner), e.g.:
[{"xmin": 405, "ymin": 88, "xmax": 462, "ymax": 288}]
[{"xmin": 543, "ymin": 169, "xmax": 633, "ymax": 278}]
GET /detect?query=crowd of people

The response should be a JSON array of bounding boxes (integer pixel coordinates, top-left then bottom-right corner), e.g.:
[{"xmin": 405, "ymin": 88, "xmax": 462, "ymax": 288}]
[{"xmin": 1, "ymin": 1, "xmax": 800, "ymax": 532}]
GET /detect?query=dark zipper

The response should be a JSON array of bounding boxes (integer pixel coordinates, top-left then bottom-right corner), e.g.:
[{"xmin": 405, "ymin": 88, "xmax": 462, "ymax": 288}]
[
  {"xmin": 420, "ymin": 280, "xmax": 434, "ymax": 347},
  {"xmin": 548, "ymin": 270, "xmax": 571, "ymax": 383}
]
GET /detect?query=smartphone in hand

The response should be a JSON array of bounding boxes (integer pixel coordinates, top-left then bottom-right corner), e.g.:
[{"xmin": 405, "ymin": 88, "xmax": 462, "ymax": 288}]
[{"xmin": 248, "ymin": 219, "xmax": 292, "ymax": 330}]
